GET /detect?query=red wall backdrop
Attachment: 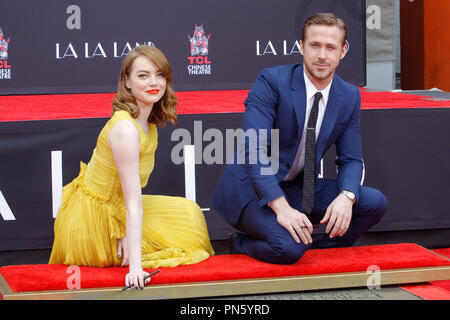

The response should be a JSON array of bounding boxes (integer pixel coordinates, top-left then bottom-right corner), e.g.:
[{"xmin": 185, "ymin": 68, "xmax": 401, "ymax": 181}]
[{"xmin": 401, "ymin": 0, "xmax": 450, "ymax": 91}]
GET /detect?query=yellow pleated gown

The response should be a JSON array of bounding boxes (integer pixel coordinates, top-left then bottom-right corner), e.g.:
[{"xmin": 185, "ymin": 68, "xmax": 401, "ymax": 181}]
[{"xmin": 49, "ymin": 110, "xmax": 214, "ymax": 268}]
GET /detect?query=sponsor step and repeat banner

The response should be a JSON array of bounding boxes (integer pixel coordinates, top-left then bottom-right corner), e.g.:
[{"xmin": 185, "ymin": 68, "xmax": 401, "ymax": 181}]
[
  {"xmin": 0, "ymin": 0, "xmax": 366, "ymax": 94},
  {"xmin": 9, "ymin": 1, "xmax": 447, "ymax": 251},
  {"xmin": 0, "ymin": 0, "xmax": 367, "ymax": 249},
  {"xmin": 2, "ymin": 1, "xmax": 450, "ymax": 251}
]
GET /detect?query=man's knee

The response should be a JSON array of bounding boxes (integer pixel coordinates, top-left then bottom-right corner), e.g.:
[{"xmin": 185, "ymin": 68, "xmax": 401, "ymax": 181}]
[
  {"xmin": 270, "ymin": 241, "xmax": 308, "ymax": 265},
  {"xmin": 360, "ymin": 187, "xmax": 388, "ymax": 222}
]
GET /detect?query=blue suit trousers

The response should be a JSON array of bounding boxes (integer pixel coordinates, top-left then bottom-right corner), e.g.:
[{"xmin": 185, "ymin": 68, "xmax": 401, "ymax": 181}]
[{"xmin": 232, "ymin": 178, "xmax": 387, "ymax": 265}]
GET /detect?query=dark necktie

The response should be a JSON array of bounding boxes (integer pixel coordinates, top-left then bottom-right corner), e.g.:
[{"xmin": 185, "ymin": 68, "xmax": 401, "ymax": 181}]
[{"xmin": 302, "ymin": 91, "xmax": 323, "ymax": 214}]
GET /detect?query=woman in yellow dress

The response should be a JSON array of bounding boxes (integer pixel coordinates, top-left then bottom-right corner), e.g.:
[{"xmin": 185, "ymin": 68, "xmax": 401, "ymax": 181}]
[{"xmin": 49, "ymin": 45, "xmax": 214, "ymax": 289}]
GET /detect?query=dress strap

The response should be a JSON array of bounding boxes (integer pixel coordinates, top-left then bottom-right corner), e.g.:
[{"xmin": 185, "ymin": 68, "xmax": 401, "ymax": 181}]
[{"xmin": 109, "ymin": 110, "xmax": 134, "ymax": 126}]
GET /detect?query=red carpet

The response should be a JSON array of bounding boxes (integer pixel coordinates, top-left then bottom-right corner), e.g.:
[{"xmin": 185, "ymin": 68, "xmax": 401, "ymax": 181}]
[
  {"xmin": 359, "ymin": 90, "xmax": 450, "ymax": 109},
  {"xmin": 0, "ymin": 89, "xmax": 449, "ymax": 122},
  {"xmin": 399, "ymin": 284, "xmax": 450, "ymax": 300},
  {"xmin": 431, "ymin": 248, "xmax": 450, "ymax": 291},
  {"xmin": 1, "ymin": 243, "xmax": 449, "ymax": 294},
  {"xmin": 400, "ymin": 248, "xmax": 450, "ymax": 300},
  {"xmin": 0, "ymin": 90, "xmax": 249, "ymax": 122}
]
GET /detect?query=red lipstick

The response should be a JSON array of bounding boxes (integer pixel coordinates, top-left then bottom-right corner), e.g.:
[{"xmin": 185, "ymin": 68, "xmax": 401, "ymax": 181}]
[{"xmin": 146, "ymin": 89, "xmax": 160, "ymax": 95}]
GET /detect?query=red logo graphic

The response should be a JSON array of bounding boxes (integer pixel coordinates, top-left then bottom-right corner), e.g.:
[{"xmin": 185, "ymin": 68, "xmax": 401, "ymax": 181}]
[
  {"xmin": 187, "ymin": 25, "xmax": 212, "ymax": 75},
  {"xmin": 189, "ymin": 25, "xmax": 210, "ymax": 56},
  {"xmin": 0, "ymin": 27, "xmax": 12, "ymax": 80}
]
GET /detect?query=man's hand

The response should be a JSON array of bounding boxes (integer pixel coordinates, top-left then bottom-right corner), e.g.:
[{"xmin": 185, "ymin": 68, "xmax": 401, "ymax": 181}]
[
  {"xmin": 269, "ymin": 196, "xmax": 313, "ymax": 245},
  {"xmin": 320, "ymin": 193, "xmax": 354, "ymax": 238}
]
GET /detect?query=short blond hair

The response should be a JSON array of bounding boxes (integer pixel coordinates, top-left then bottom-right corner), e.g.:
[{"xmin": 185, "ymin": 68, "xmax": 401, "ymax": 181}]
[{"xmin": 302, "ymin": 13, "xmax": 347, "ymax": 46}]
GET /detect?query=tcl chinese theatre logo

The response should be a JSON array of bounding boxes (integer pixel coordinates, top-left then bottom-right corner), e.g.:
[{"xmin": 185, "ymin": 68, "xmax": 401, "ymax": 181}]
[
  {"xmin": 187, "ymin": 25, "xmax": 212, "ymax": 75},
  {"xmin": 0, "ymin": 28, "xmax": 12, "ymax": 80}
]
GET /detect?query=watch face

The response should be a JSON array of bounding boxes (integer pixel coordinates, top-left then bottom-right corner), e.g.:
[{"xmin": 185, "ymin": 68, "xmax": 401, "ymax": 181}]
[{"xmin": 343, "ymin": 191, "xmax": 355, "ymax": 201}]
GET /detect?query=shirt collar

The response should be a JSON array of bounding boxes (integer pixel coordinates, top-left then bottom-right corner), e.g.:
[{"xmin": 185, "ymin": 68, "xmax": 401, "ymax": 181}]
[{"xmin": 303, "ymin": 70, "xmax": 332, "ymax": 105}]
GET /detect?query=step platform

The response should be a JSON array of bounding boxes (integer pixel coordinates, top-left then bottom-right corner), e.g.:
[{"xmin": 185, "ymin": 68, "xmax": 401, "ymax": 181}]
[{"xmin": 1, "ymin": 243, "xmax": 449, "ymax": 300}]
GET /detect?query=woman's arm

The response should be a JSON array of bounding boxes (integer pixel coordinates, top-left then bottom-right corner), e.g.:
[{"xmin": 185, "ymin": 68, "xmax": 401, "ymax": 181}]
[{"xmin": 108, "ymin": 119, "xmax": 149, "ymax": 289}]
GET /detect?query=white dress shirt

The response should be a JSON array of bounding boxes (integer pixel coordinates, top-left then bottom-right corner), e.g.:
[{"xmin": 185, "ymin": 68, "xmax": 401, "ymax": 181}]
[{"xmin": 283, "ymin": 71, "xmax": 332, "ymax": 181}]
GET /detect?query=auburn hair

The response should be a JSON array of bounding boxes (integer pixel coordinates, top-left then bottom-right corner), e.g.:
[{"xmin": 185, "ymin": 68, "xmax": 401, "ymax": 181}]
[{"xmin": 112, "ymin": 45, "xmax": 178, "ymax": 126}]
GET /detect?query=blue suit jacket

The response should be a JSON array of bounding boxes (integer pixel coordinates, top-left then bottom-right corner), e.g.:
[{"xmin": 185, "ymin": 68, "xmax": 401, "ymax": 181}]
[{"xmin": 211, "ymin": 63, "xmax": 363, "ymax": 227}]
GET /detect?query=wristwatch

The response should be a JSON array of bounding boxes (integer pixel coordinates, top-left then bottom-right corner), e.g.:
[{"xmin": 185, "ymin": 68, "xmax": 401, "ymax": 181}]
[{"xmin": 341, "ymin": 190, "xmax": 356, "ymax": 204}]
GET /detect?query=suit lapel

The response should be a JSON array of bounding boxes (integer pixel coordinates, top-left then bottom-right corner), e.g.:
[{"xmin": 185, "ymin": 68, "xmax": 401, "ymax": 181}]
[
  {"xmin": 289, "ymin": 65, "xmax": 343, "ymax": 166},
  {"xmin": 316, "ymin": 78, "xmax": 342, "ymax": 162},
  {"xmin": 290, "ymin": 65, "xmax": 307, "ymax": 149}
]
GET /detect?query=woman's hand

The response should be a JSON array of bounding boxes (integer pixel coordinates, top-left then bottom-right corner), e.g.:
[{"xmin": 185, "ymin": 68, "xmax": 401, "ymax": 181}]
[
  {"xmin": 125, "ymin": 268, "xmax": 151, "ymax": 289},
  {"xmin": 117, "ymin": 236, "xmax": 129, "ymax": 267}
]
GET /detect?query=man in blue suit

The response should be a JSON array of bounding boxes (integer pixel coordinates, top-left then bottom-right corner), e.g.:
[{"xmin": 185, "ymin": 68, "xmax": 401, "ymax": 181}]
[{"xmin": 211, "ymin": 13, "xmax": 387, "ymax": 264}]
